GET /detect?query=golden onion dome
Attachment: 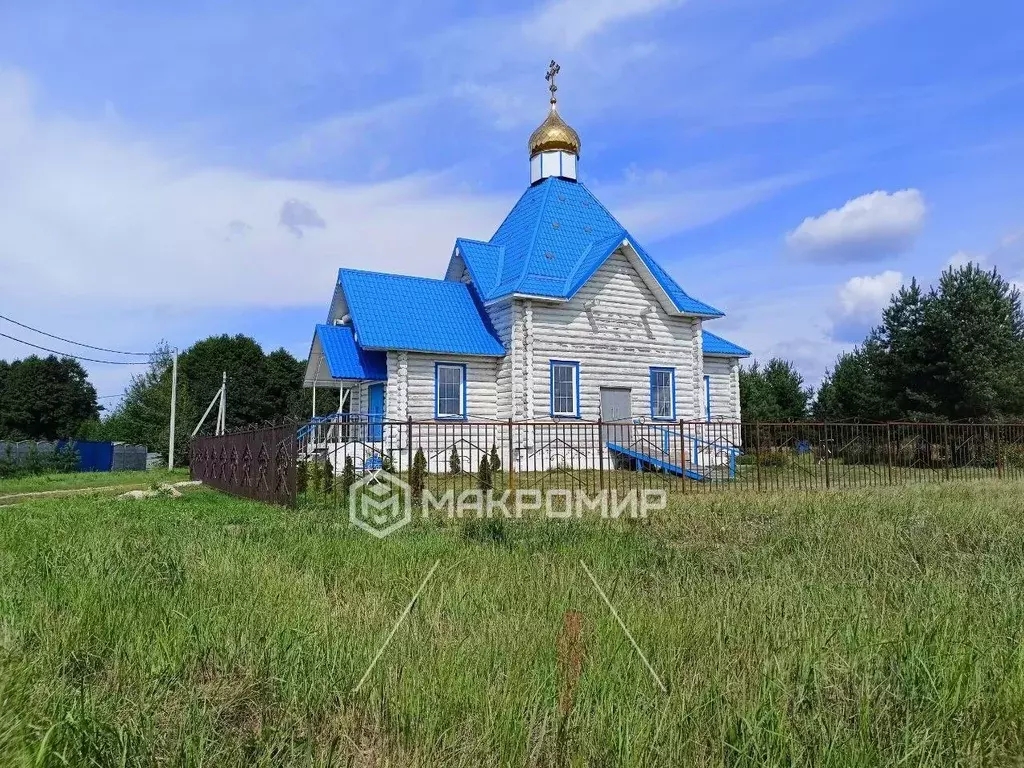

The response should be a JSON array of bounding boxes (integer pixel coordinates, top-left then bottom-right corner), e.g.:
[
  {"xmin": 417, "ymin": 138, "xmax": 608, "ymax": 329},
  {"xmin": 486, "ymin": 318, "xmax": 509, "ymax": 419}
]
[{"xmin": 528, "ymin": 105, "xmax": 581, "ymax": 158}]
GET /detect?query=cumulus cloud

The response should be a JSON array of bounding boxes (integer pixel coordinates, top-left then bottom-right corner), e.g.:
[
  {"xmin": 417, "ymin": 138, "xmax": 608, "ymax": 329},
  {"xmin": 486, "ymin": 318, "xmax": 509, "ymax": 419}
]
[
  {"xmin": 786, "ymin": 189, "xmax": 926, "ymax": 262},
  {"xmin": 0, "ymin": 68, "xmax": 509, "ymax": 313},
  {"xmin": 829, "ymin": 270, "xmax": 903, "ymax": 342}
]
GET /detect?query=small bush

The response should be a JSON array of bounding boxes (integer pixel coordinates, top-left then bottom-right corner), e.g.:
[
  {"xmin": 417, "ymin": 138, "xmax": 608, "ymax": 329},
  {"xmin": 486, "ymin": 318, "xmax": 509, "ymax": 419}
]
[
  {"xmin": 489, "ymin": 443, "xmax": 501, "ymax": 473},
  {"xmin": 411, "ymin": 448, "xmax": 427, "ymax": 505},
  {"xmin": 340, "ymin": 456, "xmax": 356, "ymax": 498},
  {"xmin": 449, "ymin": 447, "xmax": 461, "ymax": 475},
  {"xmin": 477, "ymin": 453, "xmax": 492, "ymax": 491}
]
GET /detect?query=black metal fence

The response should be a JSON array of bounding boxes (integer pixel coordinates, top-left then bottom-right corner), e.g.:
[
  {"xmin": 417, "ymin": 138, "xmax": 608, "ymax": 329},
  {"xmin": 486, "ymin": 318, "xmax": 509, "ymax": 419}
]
[
  {"xmin": 292, "ymin": 416, "xmax": 1024, "ymax": 507},
  {"xmin": 191, "ymin": 424, "xmax": 296, "ymax": 507},
  {"xmin": 193, "ymin": 417, "xmax": 1024, "ymax": 508}
]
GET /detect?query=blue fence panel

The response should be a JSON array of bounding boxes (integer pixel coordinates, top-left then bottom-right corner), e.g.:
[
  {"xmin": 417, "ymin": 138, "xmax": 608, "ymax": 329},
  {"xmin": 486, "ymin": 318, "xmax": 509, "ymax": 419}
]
[{"xmin": 57, "ymin": 440, "xmax": 114, "ymax": 472}]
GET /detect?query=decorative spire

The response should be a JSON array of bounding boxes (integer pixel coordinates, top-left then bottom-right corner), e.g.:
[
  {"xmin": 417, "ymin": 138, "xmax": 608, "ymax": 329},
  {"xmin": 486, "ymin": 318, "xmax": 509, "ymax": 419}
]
[
  {"xmin": 528, "ymin": 60, "xmax": 581, "ymax": 161},
  {"xmin": 546, "ymin": 60, "xmax": 560, "ymax": 106}
]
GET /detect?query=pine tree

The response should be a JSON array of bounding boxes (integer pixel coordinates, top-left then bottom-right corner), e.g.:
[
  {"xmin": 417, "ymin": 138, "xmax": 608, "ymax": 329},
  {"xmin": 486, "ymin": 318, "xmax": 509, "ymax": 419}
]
[
  {"xmin": 477, "ymin": 452, "xmax": 492, "ymax": 491},
  {"xmin": 449, "ymin": 446, "xmax": 461, "ymax": 475},
  {"xmin": 489, "ymin": 443, "xmax": 501, "ymax": 474},
  {"xmin": 340, "ymin": 456, "xmax": 356, "ymax": 497},
  {"xmin": 411, "ymin": 447, "xmax": 427, "ymax": 505}
]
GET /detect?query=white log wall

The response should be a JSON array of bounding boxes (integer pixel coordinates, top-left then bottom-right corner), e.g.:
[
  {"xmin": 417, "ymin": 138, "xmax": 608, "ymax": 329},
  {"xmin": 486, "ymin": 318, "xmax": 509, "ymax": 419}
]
[
  {"xmin": 517, "ymin": 250, "xmax": 703, "ymax": 422},
  {"xmin": 386, "ymin": 352, "xmax": 498, "ymax": 421},
  {"xmin": 703, "ymin": 357, "xmax": 741, "ymax": 422}
]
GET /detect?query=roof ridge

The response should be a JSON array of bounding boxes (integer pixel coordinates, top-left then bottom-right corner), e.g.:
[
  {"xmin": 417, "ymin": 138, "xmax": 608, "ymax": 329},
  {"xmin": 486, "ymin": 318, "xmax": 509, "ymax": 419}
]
[
  {"xmin": 579, "ymin": 181, "xmax": 709, "ymax": 310},
  {"xmin": 561, "ymin": 228, "xmax": 624, "ymax": 294},
  {"xmin": 455, "ymin": 236, "xmax": 493, "ymax": 247},
  {"xmin": 340, "ymin": 267, "xmax": 464, "ymax": 288},
  {"xmin": 488, "ymin": 182, "xmax": 539, "ymax": 244},
  {"xmin": 492, "ymin": 244, "xmax": 506, "ymax": 295},
  {"xmin": 516, "ymin": 178, "xmax": 555, "ymax": 293}
]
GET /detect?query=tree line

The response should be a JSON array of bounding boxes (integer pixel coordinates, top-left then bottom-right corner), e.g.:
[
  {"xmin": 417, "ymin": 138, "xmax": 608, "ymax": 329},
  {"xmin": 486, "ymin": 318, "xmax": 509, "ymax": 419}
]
[
  {"xmin": 740, "ymin": 262, "xmax": 1024, "ymax": 423},
  {"xmin": 0, "ymin": 335, "xmax": 322, "ymax": 462},
  {"xmin": 3, "ymin": 262, "xmax": 1023, "ymax": 452}
]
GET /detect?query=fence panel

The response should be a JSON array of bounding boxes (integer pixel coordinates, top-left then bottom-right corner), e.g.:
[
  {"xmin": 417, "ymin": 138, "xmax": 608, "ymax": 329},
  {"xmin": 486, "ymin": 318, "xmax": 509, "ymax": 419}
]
[
  {"xmin": 191, "ymin": 424, "xmax": 297, "ymax": 507},
  {"xmin": 192, "ymin": 418, "xmax": 1024, "ymax": 512}
]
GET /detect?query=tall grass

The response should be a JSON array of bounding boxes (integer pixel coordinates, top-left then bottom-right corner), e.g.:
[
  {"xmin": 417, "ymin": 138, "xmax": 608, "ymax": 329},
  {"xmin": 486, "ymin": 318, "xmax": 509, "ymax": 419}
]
[{"xmin": 1, "ymin": 482, "xmax": 1022, "ymax": 765}]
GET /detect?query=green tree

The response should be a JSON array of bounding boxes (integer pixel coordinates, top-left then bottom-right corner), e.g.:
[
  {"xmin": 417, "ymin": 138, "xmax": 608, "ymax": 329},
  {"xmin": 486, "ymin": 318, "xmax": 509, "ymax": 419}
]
[
  {"xmin": 840, "ymin": 263, "xmax": 1024, "ymax": 422},
  {"xmin": 101, "ymin": 345, "xmax": 198, "ymax": 464},
  {"xmin": 179, "ymin": 335, "xmax": 270, "ymax": 431},
  {"xmin": 740, "ymin": 359, "xmax": 812, "ymax": 422},
  {"xmin": 0, "ymin": 355, "xmax": 99, "ymax": 440},
  {"xmin": 813, "ymin": 340, "xmax": 888, "ymax": 422}
]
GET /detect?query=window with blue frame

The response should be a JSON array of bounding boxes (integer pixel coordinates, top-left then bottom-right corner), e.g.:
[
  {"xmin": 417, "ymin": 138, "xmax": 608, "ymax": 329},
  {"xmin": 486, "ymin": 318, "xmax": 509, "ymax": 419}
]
[
  {"xmin": 550, "ymin": 361, "xmax": 579, "ymax": 417},
  {"xmin": 435, "ymin": 363, "xmax": 466, "ymax": 418},
  {"xmin": 650, "ymin": 367, "xmax": 675, "ymax": 420}
]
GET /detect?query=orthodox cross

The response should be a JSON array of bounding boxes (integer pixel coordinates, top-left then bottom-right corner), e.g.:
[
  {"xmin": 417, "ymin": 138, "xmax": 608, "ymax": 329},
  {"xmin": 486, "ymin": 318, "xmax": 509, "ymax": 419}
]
[{"xmin": 546, "ymin": 60, "xmax": 560, "ymax": 105}]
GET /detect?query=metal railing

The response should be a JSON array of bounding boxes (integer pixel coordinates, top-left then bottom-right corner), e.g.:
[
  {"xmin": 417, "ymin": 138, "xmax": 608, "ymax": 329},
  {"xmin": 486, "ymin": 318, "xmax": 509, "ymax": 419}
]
[{"xmin": 194, "ymin": 418, "xmax": 1024, "ymax": 509}]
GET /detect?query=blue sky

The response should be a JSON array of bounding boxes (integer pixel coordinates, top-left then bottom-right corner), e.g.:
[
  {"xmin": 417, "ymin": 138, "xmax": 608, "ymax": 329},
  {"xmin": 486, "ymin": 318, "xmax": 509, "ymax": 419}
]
[{"xmin": 1, "ymin": 0, "xmax": 1022, "ymax": 402}]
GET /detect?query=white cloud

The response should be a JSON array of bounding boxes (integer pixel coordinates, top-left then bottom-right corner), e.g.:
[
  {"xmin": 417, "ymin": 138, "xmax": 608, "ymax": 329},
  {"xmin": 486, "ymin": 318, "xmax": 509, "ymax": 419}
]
[
  {"xmin": 830, "ymin": 270, "xmax": 903, "ymax": 342},
  {"xmin": 603, "ymin": 165, "xmax": 818, "ymax": 242},
  {"xmin": 524, "ymin": 0, "xmax": 681, "ymax": 49},
  {"xmin": 786, "ymin": 189, "xmax": 926, "ymax": 262},
  {"xmin": 0, "ymin": 68, "xmax": 508, "ymax": 313}
]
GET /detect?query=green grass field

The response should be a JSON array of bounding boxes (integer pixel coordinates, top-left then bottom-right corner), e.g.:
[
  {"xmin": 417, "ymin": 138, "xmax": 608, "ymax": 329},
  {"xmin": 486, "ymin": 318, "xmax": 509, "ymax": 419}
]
[
  {"xmin": 0, "ymin": 468, "xmax": 190, "ymax": 498},
  {"xmin": 2, "ymin": 481, "xmax": 1023, "ymax": 766}
]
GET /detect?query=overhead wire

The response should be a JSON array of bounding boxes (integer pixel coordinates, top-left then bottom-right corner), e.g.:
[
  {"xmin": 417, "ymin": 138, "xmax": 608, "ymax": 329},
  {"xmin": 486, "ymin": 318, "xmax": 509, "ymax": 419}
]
[
  {"xmin": 0, "ymin": 332, "xmax": 152, "ymax": 365},
  {"xmin": 0, "ymin": 313, "xmax": 152, "ymax": 356}
]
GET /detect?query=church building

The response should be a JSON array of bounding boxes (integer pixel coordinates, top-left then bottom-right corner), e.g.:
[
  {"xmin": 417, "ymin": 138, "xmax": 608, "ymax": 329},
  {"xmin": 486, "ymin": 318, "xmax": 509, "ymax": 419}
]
[{"xmin": 304, "ymin": 63, "xmax": 750, "ymax": 434}]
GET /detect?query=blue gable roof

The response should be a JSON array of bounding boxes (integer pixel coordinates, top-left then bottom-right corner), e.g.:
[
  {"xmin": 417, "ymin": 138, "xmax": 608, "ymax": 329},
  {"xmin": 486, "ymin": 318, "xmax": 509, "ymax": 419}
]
[
  {"xmin": 339, "ymin": 269, "xmax": 504, "ymax": 356},
  {"xmin": 315, "ymin": 324, "xmax": 387, "ymax": 380},
  {"xmin": 454, "ymin": 177, "xmax": 723, "ymax": 317},
  {"xmin": 702, "ymin": 330, "xmax": 751, "ymax": 358}
]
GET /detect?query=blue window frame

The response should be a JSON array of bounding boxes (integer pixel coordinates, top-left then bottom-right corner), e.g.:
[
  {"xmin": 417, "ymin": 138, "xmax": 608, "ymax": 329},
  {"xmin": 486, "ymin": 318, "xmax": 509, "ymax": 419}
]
[
  {"xmin": 435, "ymin": 363, "xmax": 467, "ymax": 419},
  {"xmin": 649, "ymin": 367, "xmax": 676, "ymax": 420},
  {"xmin": 704, "ymin": 374, "xmax": 712, "ymax": 423},
  {"xmin": 549, "ymin": 360, "xmax": 580, "ymax": 418}
]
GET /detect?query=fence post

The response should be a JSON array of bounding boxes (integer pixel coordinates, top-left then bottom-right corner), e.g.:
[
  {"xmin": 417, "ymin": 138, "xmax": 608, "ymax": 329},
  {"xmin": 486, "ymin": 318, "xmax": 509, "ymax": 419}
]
[
  {"xmin": 886, "ymin": 423, "xmax": 894, "ymax": 486},
  {"xmin": 754, "ymin": 421, "xmax": 762, "ymax": 492},
  {"xmin": 507, "ymin": 417, "xmax": 515, "ymax": 493},
  {"xmin": 823, "ymin": 421, "xmax": 831, "ymax": 489},
  {"xmin": 677, "ymin": 419, "xmax": 685, "ymax": 494},
  {"xmin": 996, "ymin": 424, "xmax": 1003, "ymax": 480},
  {"xmin": 597, "ymin": 418, "xmax": 605, "ymax": 492},
  {"xmin": 944, "ymin": 423, "xmax": 951, "ymax": 481},
  {"xmin": 406, "ymin": 416, "xmax": 413, "ymax": 478}
]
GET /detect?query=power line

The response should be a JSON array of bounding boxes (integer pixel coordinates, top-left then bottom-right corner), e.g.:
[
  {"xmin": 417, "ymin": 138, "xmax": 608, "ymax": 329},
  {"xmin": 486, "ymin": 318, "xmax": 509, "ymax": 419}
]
[
  {"xmin": 0, "ymin": 332, "xmax": 152, "ymax": 365},
  {"xmin": 0, "ymin": 313, "xmax": 152, "ymax": 356}
]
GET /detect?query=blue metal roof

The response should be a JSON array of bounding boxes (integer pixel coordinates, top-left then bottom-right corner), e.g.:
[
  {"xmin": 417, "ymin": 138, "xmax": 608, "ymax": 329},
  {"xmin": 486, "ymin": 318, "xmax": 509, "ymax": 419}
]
[
  {"xmin": 315, "ymin": 324, "xmax": 387, "ymax": 380},
  {"xmin": 454, "ymin": 177, "xmax": 723, "ymax": 317},
  {"xmin": 702, "ymin": 330, "xmax": 751, "ymax": 358},
  {"xmin": 339, "ymin": 269, "xmax": 505, "ymax": 356}
]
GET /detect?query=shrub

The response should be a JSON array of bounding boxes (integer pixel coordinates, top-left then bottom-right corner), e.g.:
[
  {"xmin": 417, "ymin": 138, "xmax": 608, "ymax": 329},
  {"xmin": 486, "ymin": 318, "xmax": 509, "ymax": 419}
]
[
  {"xmin": 449, "ymin": 447, "xmax": 461, "ymax": 475},
  {"xmin": 340, "ymin": 456, "xmax": 356, "ymax": 498},
  {"xmin": 411, "ymin": 448, "xmax": 427, "ymax": 505},
  {"xmin": 489, "ymin": 443, "xmax": 501, "ymax": 473},
  {"xmin": 296, "ymin": 460, "xmax": 308, "ymax": 494},
  {"xmin": 477, "ymin": 453, "xmax": 492, "ymax": 491}
]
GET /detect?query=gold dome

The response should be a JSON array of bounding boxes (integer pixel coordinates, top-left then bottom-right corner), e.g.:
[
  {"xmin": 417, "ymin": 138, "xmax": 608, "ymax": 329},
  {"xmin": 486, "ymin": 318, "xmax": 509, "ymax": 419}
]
[{"xmin": 528, "ymin": 105, "xmax": 581, "ymax": 158}]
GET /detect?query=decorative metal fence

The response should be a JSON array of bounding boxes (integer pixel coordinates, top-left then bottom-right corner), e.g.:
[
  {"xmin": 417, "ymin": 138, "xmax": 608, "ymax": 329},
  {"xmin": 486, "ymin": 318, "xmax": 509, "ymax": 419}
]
[
  {"xmin": 194, "ymin": 417, "xmax": 1024, "ymax": 509},
  {"xmin": 191, "ymin": 424, "xmax": 296, "ymax": 507}
]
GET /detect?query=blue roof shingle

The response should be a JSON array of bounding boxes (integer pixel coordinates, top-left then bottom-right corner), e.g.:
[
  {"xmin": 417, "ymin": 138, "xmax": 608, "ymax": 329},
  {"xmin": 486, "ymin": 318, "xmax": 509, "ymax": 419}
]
[
  {"xmin": 456, "ymin": 177, "xmax": 723, "ymax": 317},
  {"xmin": 702, "ymin": 330, "xmax": 751, "ymax": 358},
  {"xmin": 339, "ymin": 269, "xmax": 504, "ymax": 356},
  {"xmin": 315, "ymin": 324, "xmax": 387, "ymax": 380}
]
